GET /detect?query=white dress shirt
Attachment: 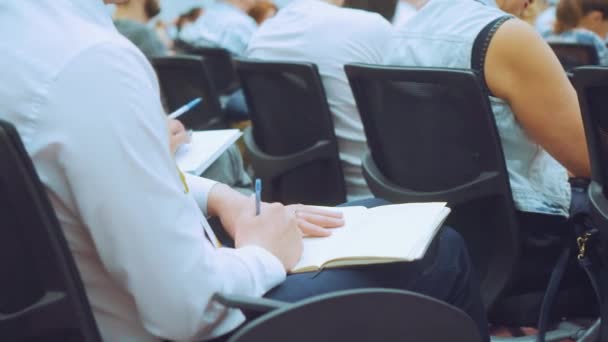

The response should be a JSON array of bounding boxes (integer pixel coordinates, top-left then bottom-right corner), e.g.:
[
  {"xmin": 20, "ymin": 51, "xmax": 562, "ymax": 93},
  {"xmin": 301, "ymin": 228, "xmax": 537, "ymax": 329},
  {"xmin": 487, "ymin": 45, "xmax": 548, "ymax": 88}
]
[
  {"xmin": 246, "ymin": 0, "xmax": 393, "ymax": 200},
  {"xmin": 179, "ymin": 1, "xmax": 258, "ymax": 56},
  {"xmin": 0, "ymin": 1, "xmax": 285, "ymax": 341},
  {"xmin": 392, "ymin": 1, "xmax": 417, "ymax": 27}
]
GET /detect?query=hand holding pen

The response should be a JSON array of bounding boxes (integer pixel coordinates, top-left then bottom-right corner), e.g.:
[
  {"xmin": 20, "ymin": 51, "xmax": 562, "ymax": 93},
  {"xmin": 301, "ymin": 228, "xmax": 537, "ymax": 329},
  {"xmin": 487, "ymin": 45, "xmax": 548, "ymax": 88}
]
[{"xmin": 166, "ymin": 98, "xmax": 202, "ymax": 154}]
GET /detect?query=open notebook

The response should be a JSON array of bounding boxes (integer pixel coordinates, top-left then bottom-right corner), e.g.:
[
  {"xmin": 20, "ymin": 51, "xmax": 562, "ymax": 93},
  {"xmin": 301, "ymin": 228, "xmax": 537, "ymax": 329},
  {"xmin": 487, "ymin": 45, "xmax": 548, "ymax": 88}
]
[
  {"xmin": 291, "ymin": 202, "xmax": 450, "ymax": 274},
  {"xmin": 175, "ymin": 129, "xmax": 242, "ymax": 175}
]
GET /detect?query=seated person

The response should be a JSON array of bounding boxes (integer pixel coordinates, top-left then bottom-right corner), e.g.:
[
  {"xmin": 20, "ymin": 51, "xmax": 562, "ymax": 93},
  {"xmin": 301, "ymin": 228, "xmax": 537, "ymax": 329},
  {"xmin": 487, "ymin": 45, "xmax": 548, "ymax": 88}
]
[
  {"xmin": 178, "ymin": 0, "xmax": 258, "ymax": 56},
  {"xmin": 115, "ymin": 0, "xmax": 253, "ymax": 192},
  {"xmin": 1, "ymin": 0, "xmax": 489, "ymax": 340},
  {"xmin": 541, "ymin": 0, "xmax": 608, "ymax": 65},
  {"xmin": 246, "ymin": 0, "xmax": 394, "ymax": 201},
  {"xmin": 113, "ymin": 0, "xmax": 169, "ymax": 57},
  {"xmin": 386, "ymin": 0, "xmax": 594, "ymax": 321}
]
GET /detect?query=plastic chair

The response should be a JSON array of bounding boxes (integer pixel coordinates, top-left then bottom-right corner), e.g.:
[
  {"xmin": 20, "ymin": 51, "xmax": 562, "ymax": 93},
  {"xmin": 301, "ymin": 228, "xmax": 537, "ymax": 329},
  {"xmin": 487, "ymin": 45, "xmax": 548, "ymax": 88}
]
[
  {"xmin": 343, "ymin": 0, "xmax": 398, "ymax": 21},
  {"xmin": 177, "ymin": 43, "xmax": 240, "ymax": 96},
  {"xmin": 549, "ymin": 43, "xmax": 600, "ymax": 72},
  {"xmin": 214, "ymin": 288, "xmax": 482, "ymax": 342},
  {"xmin": 235, "ymin": 59, "xmax": 346, "ymax": 206},
  {"xmin": 572, "ymin": 66, "xmax": 608, "ymax": 342},
  {"xmin": 151, "ymin": 56, "xmax": 227, "ymax": 130},
  {"xmin": 345, "ymin": 64, "xmax": 519, "ymax": 312},
  {"xmin": 0, "ymin": 120, "xmax": 102, "ymax": 341}
]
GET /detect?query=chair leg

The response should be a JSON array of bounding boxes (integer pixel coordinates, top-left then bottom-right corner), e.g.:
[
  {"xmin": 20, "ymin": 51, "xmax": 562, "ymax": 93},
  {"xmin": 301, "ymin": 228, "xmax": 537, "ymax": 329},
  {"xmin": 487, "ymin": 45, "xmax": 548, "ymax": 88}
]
[{"xmin": 577, "ymin": 319, "xmax": 601, "ymax": 342}]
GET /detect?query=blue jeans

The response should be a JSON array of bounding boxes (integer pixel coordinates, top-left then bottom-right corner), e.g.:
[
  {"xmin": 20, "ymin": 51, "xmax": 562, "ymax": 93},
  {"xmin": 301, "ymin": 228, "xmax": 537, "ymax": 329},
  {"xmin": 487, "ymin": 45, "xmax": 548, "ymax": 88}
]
[{"xmin": 263, "ymin": 198, "xmax": 490, "ymax": 341}]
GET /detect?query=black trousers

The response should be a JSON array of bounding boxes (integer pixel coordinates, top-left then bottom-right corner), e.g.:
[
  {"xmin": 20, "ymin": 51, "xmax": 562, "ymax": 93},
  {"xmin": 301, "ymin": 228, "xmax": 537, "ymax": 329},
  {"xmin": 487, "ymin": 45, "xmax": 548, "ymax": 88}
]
[
  {"xmin": 262, "ymin": 198, "xmax": 490, "ymax": 341},
  {"xmin": 211, "ymin": 198, "xmax": 489, "ymax": 341}
]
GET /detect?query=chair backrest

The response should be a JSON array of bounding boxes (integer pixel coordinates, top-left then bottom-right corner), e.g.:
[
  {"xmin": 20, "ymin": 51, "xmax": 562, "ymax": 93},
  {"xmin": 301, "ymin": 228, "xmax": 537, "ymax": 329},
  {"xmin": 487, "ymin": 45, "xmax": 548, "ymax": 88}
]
[
  {"xmin": 549, "ymin": 43, "xmax": 600, "ymax": 71},
  {"xmin": 345, "ymin": 64, "xmax": 519, "ymax": 311},
  {"xmin": 178, "ymin": 45, "xmax": 240, "ymax": 95},
  {"xmin": 572, "ymin": 67, "xmax": 608, "ymax": 341},
  {"xmin": 0, "ymin": 120, "xmax": 101, "ymax": 341},
  {"xmin": 236, "ymin": 60, "xmax": 346, "ymax": 206},
  {"xmin": 343, "ymin": 0, "xmax": 398, "ymax": 21},
  {"xmin": 229, "ymin": 288, "xmax": 481, "ymax": 342},
  {"xmin": 151, "ymin": 55, "xmax": 226, "ymax": 130}
]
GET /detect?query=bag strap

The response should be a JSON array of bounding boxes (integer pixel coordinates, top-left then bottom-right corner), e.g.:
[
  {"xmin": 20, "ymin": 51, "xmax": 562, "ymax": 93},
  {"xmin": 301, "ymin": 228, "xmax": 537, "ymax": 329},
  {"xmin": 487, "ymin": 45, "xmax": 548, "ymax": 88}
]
[
  {"xmin": 536, "ymin": 246, "xmax": 572, "ymax": 342},
  {"xmin": 536, "ymin": 213, "xmax": 602, "ymax": 342}
]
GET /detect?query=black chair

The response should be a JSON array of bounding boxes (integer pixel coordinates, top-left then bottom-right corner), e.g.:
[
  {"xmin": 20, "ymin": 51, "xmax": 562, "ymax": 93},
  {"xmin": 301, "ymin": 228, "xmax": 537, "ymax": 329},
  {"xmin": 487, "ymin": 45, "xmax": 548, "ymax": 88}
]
[
  {"xmin": 236, "ymin": 60, "xmax": 347, "ymax": 206},
  {"xmin": 572, "ymin": 66, "xmax": 608, "ymax": 341},
  {"xmin": 0, "ymin": 120, "xmax": 102, "ymax": 341},
  {"xmin": 549, "ymin": 43, "xmax": 600, "ymax": 72},
  {"xmin": 151, "ymin": 56, "xmax": 227, "ymax": 130},
  {"xmin": 214, "ymin": 288, "xmax": 482, "ymax": 342},
  {"xmin": 343, "ymin": 0, "xmax": 398, "ymax": 21},
  {"xmin": 345, "ymin": 64, "xmax": 519, "ymax": 312},
  {"xmin": 176, "ymin": 43, "xmax": 240, "ymax": 96}
]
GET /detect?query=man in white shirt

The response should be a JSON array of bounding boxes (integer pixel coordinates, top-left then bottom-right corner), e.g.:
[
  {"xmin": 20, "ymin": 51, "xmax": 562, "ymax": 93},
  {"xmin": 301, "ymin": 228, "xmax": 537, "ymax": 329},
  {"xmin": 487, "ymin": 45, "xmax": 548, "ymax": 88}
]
[
  {"xmin": 247, "ymin": 0, "xmax": 392, "ymax": 201},
  {"xmin": 0, "ymin": 0, "xmax": 488, "ymax": 340},
  {"xmin": 178, "ymin": 0, "xmax": 258, "ymax": 55}
]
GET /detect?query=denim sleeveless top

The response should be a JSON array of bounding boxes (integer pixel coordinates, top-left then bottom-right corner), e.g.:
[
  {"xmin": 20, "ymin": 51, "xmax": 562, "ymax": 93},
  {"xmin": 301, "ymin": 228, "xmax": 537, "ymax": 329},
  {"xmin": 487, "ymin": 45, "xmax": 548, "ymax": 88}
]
[{"xmin": 384, "ymin": 0, "xmax": 571, "ymax": 217}]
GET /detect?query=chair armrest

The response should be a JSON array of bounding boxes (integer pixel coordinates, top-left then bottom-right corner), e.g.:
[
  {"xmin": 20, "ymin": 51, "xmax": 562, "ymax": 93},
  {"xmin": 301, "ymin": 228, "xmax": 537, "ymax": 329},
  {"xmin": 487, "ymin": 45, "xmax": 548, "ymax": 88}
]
[
  {"xmin": 362, "ymin": 152, "xmax": 502, "ymax": 206},
  {"xmin": 212, "ymin": 293, "xmax": 288, "ymax": 313},
  {"xmin": 243, "ymin": 127, "xmax": 336, "ymax": 178}
]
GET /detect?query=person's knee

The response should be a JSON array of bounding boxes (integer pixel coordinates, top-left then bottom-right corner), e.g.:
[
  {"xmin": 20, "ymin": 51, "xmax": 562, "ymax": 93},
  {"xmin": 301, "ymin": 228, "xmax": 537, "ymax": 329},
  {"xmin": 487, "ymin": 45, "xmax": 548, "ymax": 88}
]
[
  {"xmin": 437, "ymin": 227, "xmax": 473, "ymax": 273},
  {"xmin": 439, "ymin": 226, "xmax": 466, "ymax": 251}
]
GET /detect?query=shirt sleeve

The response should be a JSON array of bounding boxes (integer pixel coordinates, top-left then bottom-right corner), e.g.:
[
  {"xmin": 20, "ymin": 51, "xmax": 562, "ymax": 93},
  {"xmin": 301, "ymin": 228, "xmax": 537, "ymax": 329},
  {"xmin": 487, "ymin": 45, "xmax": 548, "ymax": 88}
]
[{"xmin": 45, "ymin": 42, "xmax": 285, "ymax": 341}]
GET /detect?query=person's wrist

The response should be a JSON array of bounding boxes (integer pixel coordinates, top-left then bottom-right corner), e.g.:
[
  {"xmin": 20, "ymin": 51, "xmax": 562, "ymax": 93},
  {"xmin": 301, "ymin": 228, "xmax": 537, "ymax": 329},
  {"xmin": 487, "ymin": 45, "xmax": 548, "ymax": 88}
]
[{"xmin": 208, "ymin": 183, "xmax": 250, "ymax": 224}]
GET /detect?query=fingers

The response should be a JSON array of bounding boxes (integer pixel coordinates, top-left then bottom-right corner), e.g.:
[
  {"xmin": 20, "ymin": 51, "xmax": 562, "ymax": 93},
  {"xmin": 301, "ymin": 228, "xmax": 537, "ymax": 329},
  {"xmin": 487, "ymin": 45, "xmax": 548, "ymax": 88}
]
[
  {"xmin": 292, "ymin": 205, "xmax": 344, "ymax": 219},
  {"xmin": 297, "ymin": 218, "xmax": 332, "ymax": 237},
  {"xmin": 168, "ymin": 119, "xmax": 186, "ymax": 134},
  {"xmin": 295, "ymin": 210, "xmax": 344, "ymax": 228},
  {"xmin": 172, "ymin": 130, "xmax": 190, "ymax": 146}
]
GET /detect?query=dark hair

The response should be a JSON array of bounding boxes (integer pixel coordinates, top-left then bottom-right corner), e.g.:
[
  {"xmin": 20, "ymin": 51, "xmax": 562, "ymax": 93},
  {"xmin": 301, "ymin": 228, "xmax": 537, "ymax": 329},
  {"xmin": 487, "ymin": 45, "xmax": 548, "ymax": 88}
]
[
  {"xmin": 555, "ymin": 0, "xmax": 608, "ymax": 34},
  {"xmin": 176, "ymin": 7, "xmax": 204, "ymax": 31},
  {"xmin": 248, "ymin": 1, "xmax": 278, "ymax": 24}
]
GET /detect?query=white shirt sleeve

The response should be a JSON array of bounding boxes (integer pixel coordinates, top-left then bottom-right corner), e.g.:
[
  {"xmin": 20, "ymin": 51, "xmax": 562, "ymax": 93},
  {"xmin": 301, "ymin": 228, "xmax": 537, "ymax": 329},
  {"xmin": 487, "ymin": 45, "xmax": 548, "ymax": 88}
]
[
  {"xmin": 44, "ymin": 42, "xmax": 285, "ymax": 341},
  {"xmin": 184, "ymin": 173, "xmax": 217, "ymax": 216}
]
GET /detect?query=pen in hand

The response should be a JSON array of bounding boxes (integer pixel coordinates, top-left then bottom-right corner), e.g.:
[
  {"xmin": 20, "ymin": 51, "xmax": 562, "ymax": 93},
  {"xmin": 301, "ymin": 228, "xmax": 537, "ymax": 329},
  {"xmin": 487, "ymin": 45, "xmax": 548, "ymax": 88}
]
[
  {"xmin": 255, "ymin": 178, "xmax": 262, "ymax": 216},
  {"xmin": 167, "ymin": 97, "xmax": 202, "ymax": 120}
]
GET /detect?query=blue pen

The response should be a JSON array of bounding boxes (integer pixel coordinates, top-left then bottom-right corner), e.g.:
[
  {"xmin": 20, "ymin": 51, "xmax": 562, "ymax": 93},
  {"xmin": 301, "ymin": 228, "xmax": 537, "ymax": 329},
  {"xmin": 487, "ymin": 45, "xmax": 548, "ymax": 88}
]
[
  {"xmin": 255, "ymin": 179, "xmax": 262, "ymax": 215},
  {"xmin": 168, "ymin": 97, "xmax": 202, "ymax": 120}
]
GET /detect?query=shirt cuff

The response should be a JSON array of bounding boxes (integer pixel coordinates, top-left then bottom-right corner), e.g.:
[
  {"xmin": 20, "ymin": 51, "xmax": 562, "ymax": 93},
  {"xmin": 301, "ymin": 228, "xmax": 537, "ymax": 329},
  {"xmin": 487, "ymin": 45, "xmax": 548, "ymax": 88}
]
[
  {"xmin": 230, "ymin": 245, "xmax": 286, "ymax": 295},
  {"xmin": 184, "ymin": 173, "xmax": 217, "ymax": 216}
]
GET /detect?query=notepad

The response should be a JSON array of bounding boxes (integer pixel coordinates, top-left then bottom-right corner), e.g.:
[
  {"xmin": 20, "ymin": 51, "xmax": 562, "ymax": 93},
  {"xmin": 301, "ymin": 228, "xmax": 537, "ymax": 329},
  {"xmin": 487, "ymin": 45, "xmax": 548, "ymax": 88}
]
[
  {"xmin": 291, "ymin": 202, "xmax": 450, "ymax": 274},
  {"xmin": 175, "ymin": 129, "xmax": 242, "ymax": 175}
]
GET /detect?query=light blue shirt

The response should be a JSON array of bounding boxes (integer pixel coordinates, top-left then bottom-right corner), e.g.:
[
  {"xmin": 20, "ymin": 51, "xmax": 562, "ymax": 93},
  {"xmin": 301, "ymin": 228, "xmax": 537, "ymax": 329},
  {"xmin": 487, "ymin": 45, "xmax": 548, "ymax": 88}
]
[{"xmin": 179, "ymin": 1, "xmax": 258, "ymax": 55}]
